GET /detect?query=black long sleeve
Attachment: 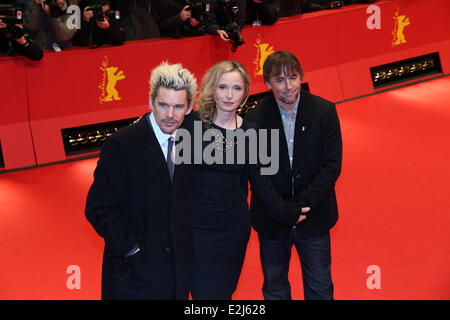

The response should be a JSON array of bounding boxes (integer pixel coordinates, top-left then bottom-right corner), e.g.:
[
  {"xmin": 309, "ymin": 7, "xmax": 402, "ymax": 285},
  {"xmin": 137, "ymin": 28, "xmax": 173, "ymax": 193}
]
[
  {"xmin": 73, "ymin": 17, "xmax": 125, "ymax": 47},
  {"xmin": 248, "ymin": 164, "xmax": 301, "ymax": 226},
  {"xmin": 245, "ymin": 121, "xmax": 302, "ymax": 226},
  {"xmin": 157, "ymin": 0, "xmax": 185, "ymax": 36},
  {"xmin": 85, "ymin": 136, "xmax": 139, "ymax": 257},
  {"xmin": 1, "ymin": 32, "xmax": 43, "ymax": 60},
  {"xmin": 16, "ymin": 39, "xmax": 43, "ymax": 60},
  {"xmin": 206, "ymin": 0, "xmax": 247, "ymax": 34},
  {"xmin": 294, "ymin": 104, "xmax": 342, "ymax": 209}
]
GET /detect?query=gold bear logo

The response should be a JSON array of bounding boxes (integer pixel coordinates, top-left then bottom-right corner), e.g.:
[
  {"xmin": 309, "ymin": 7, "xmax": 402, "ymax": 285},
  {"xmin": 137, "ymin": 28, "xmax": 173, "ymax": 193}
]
[
  {"xmin": 392, "ymin": 8, "xmax": 410, "ymax": 46},
  {"xmin": 253, "ymin": 34, "xmax": 275, "ymax": 77},
  {"xmin": 99, "ymin": 56, "xmax": 126, "ymax": 104}
]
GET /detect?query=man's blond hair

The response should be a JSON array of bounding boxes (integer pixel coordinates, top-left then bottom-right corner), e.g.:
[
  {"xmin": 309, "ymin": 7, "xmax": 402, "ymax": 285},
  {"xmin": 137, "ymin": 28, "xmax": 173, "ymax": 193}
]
[{"xmin": 149, "ymin": 61, "xmax": 197, "ymax": 107}]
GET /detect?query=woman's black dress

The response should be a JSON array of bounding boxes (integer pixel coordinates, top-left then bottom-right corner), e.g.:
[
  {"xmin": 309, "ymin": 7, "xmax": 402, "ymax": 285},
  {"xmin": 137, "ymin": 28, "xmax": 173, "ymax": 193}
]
[{"xmin": 184, "ymin": 112, "xmax": 253, "ymax": 299}]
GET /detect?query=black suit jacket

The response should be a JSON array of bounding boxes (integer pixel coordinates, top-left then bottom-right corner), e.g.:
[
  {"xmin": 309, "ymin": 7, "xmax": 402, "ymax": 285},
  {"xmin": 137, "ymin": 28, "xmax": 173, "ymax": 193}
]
[
  {"xmin": 245, "ymin": 89, "xmax": 342, "ymax": 240},
  {"xmin": 85, "ymin": 113, "xmax": 193, "ymax": 299}
]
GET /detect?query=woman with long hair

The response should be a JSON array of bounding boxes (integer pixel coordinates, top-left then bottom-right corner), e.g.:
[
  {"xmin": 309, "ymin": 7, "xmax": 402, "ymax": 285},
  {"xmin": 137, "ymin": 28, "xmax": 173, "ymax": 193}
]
[{"xmin": 184, "ymin": 60, "xmax": 301, "ymax": 299}]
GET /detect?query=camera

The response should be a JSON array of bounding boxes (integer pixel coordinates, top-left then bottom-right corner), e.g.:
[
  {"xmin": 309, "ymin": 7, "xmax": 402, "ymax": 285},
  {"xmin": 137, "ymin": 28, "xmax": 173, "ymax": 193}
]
[
  {"xmin": 87, "ymin": 5, "xmax": 120, "ymax": 22},
  {"xmin": 44, "ymin": 0, "xmax": 67, "ymax": 18},
  {"xmin": 0, "ymin": 4, "xmax": 25, "ymax": 39},
  {"xmin": 186, "ymin": 0, "xmax": 211, "ymax": 21},
  {"xmin": 216, "ymin": 4, "xmax": 244, "ymax": 52},
  {"xmin": 224, "ymin": 21, "xmax": 244, "ymax": 52},
  {"xmin": 167, "ymin": 0, "xmax": 210, "ymax": 38}
]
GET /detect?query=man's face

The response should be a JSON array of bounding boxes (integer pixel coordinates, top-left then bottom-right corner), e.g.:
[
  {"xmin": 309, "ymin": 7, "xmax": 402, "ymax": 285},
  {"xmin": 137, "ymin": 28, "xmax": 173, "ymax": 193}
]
[
  {"xmin": 266, "ymin": 70, "xmax": 301, "ymax": 111},
  {"xmin": 151, "ymin": 87, "xmax": 192, "ymax": 134}
]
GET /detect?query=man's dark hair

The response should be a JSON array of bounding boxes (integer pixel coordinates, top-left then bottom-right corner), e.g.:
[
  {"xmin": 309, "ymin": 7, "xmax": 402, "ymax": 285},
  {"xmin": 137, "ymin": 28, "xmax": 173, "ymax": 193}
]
[{"xmin": 263, "ymin": 50, "xmax": 304, "ymax": 83}]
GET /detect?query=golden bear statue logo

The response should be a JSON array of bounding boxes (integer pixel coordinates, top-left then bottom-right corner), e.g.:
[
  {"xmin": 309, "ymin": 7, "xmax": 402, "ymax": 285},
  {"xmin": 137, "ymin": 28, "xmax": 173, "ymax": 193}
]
[
  {"xmin": 99, "ymin": 56, "xmax": 126, "ymax": 104},
  {"xmin": 392, "ymin": 8, "xmax": 410, "ymax": 46},
  {"xmin": 253, "ymin": 34, "xmax": 275, "ymax": 77}
]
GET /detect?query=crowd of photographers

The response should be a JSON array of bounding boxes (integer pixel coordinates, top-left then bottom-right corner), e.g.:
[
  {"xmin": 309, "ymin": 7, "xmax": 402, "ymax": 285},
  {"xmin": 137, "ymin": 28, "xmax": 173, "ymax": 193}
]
[{"xmin": 0, "ymin": 0, "xmax": 377, "ymax": 60}]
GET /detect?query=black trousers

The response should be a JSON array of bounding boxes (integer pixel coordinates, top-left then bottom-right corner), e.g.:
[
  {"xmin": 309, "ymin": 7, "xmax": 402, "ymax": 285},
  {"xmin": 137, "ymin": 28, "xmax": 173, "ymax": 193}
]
[{"xmin": 258, "ymin": 229, "xmax": 334, "ymax": 300}]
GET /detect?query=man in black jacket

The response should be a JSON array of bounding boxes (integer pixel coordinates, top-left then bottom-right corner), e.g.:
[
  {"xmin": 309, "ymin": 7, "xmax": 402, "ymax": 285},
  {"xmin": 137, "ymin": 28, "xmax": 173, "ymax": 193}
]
[
  {"xmin": 0, "ymin": 17, "xmax": 43, "ymax": 60},
  {"xmin": 159, "ymin": 0, "xmax": 208, "ymax": 38},
  {"xmin": 245, "ymin": 50, "xmax": 342, "ymax": 300},
  {"xmin": 85, "ymin": 62, "xmax": 197, "ymax": 299},
  {"xmin": 246, "ymin": 0, "xmax": 280, "ymax": 25},
  {"xmin": 110, "ymin": 0, "xmax": 163, "ymax": 40},
  {"xmin": 207, "ymin": 0, "xmax": 246, "ymax": 40},
  {"xmin": 72, "ymin": 0, "xmax": 124, "ymax": 47},
  {"xmin": 0, "ymin": 17, "xmax": 44, "ymax": 60},
  {"xmin": 22, "ymin": 0, "xmax": 80, "ymax": 50}
]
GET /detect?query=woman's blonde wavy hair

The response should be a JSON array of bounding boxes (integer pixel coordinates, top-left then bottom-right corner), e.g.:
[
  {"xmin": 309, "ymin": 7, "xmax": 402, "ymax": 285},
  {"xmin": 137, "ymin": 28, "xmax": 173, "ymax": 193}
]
[{"xmin": 197, "ymin": 61, "xmax": 250, "ymax": 126}]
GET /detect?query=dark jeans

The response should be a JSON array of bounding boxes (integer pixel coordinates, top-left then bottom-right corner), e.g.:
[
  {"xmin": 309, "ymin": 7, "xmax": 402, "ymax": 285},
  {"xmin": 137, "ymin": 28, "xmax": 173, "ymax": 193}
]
[{"xmin": 258, "ymin": 229, "xmax": 334, "ymax": 300}]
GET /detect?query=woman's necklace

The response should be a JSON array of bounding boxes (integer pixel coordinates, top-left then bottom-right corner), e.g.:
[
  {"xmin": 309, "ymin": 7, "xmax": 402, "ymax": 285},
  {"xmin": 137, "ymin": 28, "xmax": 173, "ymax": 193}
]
[{"xmin": 213, "ymin": 114, "xmax": 239, "ymax": 153}]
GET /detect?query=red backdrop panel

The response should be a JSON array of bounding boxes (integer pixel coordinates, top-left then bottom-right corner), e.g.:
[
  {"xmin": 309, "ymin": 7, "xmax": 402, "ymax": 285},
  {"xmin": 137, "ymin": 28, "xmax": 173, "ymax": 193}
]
[
  {"xmin": 0, "ymin": 0, "xmax": 449, "ymax": 170},
  {"xmin": 0, "ymin": 57, "xmax": 36, "ymax": 170}
]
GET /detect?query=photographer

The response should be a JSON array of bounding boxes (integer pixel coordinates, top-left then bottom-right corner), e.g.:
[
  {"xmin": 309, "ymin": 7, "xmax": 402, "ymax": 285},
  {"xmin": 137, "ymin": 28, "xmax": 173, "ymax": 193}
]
[
  {"xmin": 72, "ymin": 0, "xmax": 124, "ymax": 47},
  {"xmin": 246, "ymin": 0, "xmax": 280, "ymax": 26},
  {"xmin": 162, "ymin": 0, "xmax": 213, "ymax": 38},
  {"xmin": 207, "ymin": 0, "xmax": 245, "ymax": 41},
  {"xmin": 110, "ymin": 0, "xmax": 164, "ymax": 41},
  {"xmin": 204, "ymin": 0, "xmax": 245, "ymax": 52},
  {"xmin": 22, "ymin": 0, "xmax": 80, "ymax": 50},
  {"xmin": 0, "ymin": 2, "xmax": 43, "ymax": 60}
]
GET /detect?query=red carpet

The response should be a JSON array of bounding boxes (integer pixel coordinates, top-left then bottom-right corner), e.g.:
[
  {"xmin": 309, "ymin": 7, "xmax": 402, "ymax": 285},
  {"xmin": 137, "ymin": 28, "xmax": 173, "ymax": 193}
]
[{"xmin": 1, "ymin": 77, "xmax": 449, "ymax": 299}]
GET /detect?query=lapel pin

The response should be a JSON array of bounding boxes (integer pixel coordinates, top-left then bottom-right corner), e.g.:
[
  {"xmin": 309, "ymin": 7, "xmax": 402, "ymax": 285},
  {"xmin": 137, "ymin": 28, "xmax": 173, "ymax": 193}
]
[{"xmin": 302, "ymin": 126, "xmax": 306, "ymax": 132}]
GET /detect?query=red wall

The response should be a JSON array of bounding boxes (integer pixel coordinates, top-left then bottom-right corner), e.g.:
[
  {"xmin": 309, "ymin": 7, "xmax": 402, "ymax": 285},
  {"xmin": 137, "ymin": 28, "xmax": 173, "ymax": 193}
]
[{"xmin": 1, "ymin": 0, "xmax": 449, "ymax": 170}]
